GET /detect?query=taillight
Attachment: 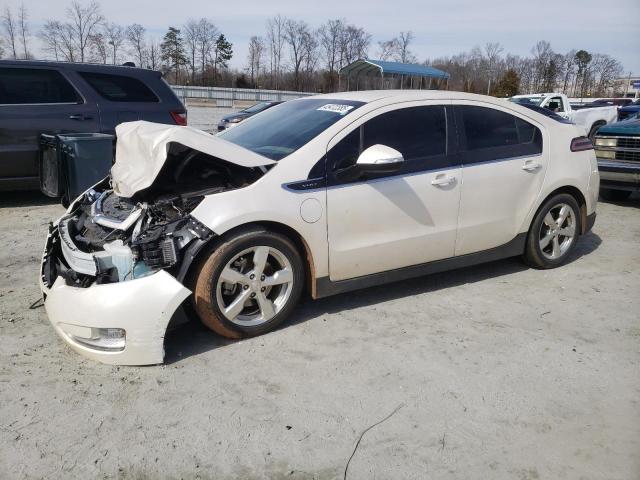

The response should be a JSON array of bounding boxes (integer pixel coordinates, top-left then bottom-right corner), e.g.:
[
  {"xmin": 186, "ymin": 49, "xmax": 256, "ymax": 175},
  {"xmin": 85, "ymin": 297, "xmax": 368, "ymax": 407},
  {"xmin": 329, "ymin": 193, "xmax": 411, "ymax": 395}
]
[
  {"xmin": 171, "ymin": 110, "xmax": 187, "ymax": 126},
  {"xmin": 570, "ymin": 136, "xmax": 593, "ymax": 152}
]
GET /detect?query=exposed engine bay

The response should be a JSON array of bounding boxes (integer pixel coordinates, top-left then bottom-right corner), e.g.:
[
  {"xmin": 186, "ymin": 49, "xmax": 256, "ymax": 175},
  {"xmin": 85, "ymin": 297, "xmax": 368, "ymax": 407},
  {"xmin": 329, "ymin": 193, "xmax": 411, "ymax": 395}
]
[{"xmin": 43, "ymin": 145, "xmax": 270, "ymax": 289}]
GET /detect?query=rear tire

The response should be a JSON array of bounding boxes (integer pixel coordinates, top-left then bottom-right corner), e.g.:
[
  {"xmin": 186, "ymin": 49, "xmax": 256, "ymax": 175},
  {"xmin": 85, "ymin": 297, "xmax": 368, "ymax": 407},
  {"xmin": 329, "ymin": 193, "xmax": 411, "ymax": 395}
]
[
  {"xmin": 524, "ymin": 193, "xmax": 581, "ymax": 269},
  {"xmin": 193, "ymin": 227, "xmax": 304, "ymax": 339},
  {"xmin": 600, "ymin": 188, "xmax": 631, "ymax": 202}
]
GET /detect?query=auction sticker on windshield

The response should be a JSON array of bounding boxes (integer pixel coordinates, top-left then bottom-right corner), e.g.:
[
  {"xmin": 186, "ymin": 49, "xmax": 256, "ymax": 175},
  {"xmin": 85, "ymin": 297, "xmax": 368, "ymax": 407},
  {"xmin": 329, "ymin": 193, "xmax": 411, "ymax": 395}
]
[{"xmin": 317, "ymin": 104, "xmax": 355, "ymax": 115}]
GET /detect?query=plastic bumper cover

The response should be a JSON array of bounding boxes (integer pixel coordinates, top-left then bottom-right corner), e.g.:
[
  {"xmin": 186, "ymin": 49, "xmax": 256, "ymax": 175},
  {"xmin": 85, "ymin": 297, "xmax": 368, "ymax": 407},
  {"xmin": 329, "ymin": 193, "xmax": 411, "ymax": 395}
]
[{"xmin": 42, "ymin": 270, "xmax": 190, "ymax": 366}]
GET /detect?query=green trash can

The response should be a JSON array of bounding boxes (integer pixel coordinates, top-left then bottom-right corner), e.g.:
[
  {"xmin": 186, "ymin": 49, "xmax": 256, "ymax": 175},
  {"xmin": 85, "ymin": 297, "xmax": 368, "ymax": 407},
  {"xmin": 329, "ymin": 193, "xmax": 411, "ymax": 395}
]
[{"xmin": 39, "ymin": 133, "xmax": 114, "ymax": 205}]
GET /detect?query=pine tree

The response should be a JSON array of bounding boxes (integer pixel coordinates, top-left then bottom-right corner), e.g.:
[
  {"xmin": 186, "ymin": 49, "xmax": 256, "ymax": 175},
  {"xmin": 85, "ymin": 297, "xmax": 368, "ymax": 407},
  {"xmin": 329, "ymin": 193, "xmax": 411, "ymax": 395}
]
[
  {"xmin": 493, "ymin": 69, "xmax": 520, "ymax": 97},
  {"xmin": 212, "ymin": 34, "xmax": 233, "ymax": 81},
  {"xmin": 161, "ymin": 27, "xmax": 187, "ymax": 84}
]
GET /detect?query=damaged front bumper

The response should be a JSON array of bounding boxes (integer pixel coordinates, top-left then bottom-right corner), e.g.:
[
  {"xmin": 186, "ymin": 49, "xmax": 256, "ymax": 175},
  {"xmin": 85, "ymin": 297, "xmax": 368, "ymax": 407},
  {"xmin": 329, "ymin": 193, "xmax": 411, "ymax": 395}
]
[{"xmin": 41, "ymin": 224, "xmax": 191, "ymax": 366}]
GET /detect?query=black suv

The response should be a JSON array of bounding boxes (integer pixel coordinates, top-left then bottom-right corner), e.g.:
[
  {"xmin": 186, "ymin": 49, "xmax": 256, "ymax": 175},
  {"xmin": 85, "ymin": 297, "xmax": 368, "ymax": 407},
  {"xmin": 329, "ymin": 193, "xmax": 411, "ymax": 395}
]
[{"xmin": 0, "ymin": 60, "xmax": 187, "ymax": 191}]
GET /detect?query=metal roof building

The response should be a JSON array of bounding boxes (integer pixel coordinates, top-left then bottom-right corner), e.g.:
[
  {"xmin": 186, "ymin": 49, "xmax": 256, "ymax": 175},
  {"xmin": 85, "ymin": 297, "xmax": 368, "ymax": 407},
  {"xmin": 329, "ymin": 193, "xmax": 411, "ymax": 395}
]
[{"xmin": 339, "ymin": 59, "xmax": 450, "ymax": 91}]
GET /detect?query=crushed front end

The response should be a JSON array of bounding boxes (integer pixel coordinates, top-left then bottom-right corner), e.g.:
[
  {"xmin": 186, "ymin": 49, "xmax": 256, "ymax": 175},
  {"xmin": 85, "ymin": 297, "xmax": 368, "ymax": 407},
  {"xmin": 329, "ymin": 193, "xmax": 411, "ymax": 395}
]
[{"xmin": 40, "ymin": 181, "xmax": 214, "ymax": 365}]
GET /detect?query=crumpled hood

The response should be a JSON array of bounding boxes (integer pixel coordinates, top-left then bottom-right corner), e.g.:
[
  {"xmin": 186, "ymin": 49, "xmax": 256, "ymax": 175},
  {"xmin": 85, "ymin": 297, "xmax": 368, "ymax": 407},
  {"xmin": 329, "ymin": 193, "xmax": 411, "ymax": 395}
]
[{"xmin": 111, "ymin": 121, "xmax": 275, "ymax": 198}]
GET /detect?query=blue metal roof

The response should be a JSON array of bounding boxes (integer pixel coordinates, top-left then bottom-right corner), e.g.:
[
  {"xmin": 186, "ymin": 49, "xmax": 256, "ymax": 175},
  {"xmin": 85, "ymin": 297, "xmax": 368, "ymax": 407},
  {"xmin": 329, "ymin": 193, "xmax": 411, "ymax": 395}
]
[{"xmin": 340, "ymin": 59, "xmax": 450, "ymax": 80}]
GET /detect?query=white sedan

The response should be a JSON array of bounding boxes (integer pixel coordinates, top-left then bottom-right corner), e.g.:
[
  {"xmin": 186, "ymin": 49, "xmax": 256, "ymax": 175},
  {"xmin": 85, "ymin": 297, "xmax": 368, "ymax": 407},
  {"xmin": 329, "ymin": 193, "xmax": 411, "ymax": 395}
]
[{"xmin": 40, "ymin": 91, "xmax": 600, "ymax": 365}]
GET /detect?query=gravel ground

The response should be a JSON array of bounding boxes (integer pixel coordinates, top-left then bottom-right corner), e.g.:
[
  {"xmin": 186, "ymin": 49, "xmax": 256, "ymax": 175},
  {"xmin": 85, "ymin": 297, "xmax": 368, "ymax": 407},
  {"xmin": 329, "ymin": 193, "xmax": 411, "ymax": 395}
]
[
  {"xmin": 0, "ymin": 190, "xmax": 639, "ymax": 480},
  {"xmin": 187, "ymin": 104, "xmax": 240, "ymax": 132}
]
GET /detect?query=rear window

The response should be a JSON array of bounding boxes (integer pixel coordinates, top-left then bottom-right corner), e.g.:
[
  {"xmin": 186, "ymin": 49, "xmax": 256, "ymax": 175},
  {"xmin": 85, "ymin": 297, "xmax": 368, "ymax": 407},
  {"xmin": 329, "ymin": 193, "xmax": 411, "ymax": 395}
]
[
  {"xmin": 0, "ymin": 67, "xmax": 81, "ymax": 104},
  {"xmin": 78, "ymin": 72, "xmax": 159, "ymax": 103}
]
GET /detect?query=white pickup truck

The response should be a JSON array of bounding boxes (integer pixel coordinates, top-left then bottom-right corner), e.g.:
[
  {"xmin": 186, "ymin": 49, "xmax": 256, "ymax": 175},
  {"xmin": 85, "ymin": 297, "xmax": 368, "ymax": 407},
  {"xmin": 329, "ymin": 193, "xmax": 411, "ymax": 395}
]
[{"xmin": 510, "ymin": 93, "xmax": 617, "ymax": 138}]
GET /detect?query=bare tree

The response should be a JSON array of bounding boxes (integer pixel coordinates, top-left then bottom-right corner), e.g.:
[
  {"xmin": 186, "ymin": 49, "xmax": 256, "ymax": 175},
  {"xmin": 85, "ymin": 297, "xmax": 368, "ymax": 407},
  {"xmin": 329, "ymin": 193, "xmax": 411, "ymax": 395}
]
[
  {"xmin": 266, "ymin": 15, "xmax": 286, "ymax": 89},
  {"xmin": 18, "ymin": 3, "xmax": 29, "ymax": 59},
  {"xmin": 339, "ymin": 24, "xmax": 369, "ymax": 66},
  {"xmin": 196, "ymin": 19, "xmax": 218, "ymax": 85},
  {"xmin": 0, "ymin": 36, "xmax": 4, "ymax": 58},
  {"xmin": 126, "ymin": 23, "xmax": 147, "ymax": 67},
  {"xmin": 285, "ymin": 19, "xmax": 313, "ymax": 90},
  {"xmin": 247, "ymin": 35, "xmax": 266, "ymax": 85},
  {"xmin": 66, "ymin": 0, "xmax": 104, "ymax": 62},
  {"xmin": 103, "ymin": 22, "xmax": 125, "ymax": 64},
  {"xmin": 396, "ymin": 31, "xmax": 416, "ymax": 63},
  {"xmin": 148, "ymin": 40, "xmax": 162, "ymax": 70},
  {"xmin": 90, "ymin": 32, "xmax": 108, "ymax": 63},
  {"xmin": 2, "ymin": 7, "xmax": 18, "ymax": 59},
  {"xmin": 484, "ymin": 42, "xmax": 504, "ymax": 94},
  {"xmin": 318, "ymin": 19, "xmax": 344, "ymax": 89},
  {"xmin": 183, "ymin": 19, "xmax": 199, "ymax": 83},
  {"xmin": 377, "ymin": 39, "xmax": 397, "ymax": 61}
]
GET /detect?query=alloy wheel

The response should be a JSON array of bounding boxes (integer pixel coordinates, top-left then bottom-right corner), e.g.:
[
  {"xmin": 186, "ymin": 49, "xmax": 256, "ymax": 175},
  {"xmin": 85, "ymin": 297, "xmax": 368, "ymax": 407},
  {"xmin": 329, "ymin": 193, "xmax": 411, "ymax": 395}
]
[
  {"xmin": 215, "ymin": 246, "xmax": 294, "ymax": 326},
  {"xmin": 538, "ymin": 203, "xmax": 577, "ymax": 260}
]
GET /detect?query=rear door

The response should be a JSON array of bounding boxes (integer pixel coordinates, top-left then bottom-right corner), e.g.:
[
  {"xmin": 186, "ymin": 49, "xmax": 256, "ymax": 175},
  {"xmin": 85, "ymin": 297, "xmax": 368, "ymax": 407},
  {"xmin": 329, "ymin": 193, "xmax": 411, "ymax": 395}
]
[
  {"xmin": 0, "ymin": 66, "xmax": 100, "ymax": 186},
  {"xmin": 454, "ymin": 103, "xmax": 547, "ymax": 255}
]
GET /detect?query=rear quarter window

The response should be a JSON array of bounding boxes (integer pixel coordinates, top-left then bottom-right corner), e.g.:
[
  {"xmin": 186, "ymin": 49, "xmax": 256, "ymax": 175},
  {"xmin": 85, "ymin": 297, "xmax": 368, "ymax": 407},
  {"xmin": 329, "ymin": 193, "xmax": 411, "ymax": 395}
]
[
  {"xmin": 78, "ymin": 71, "xmax": 159, "ymax": 103},
  {"xmin": 457, "ymin": 105, "xmax": 543, "ymax": 164}
]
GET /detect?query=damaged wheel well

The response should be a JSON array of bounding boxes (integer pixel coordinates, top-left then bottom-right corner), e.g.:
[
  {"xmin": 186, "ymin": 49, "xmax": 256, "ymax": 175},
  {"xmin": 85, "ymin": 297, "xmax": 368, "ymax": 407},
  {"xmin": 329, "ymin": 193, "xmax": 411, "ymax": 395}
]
[{"xmin": 180, "ymin": 221, "xmax": 316, "ymax": 299}]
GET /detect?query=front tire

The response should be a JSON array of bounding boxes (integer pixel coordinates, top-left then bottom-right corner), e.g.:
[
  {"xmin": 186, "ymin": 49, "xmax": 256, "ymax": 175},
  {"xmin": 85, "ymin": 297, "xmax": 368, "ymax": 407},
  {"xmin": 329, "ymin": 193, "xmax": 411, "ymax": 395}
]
[
  {"xmin": 524, "ymin": 193, "xmax": 581, "ymax": 269},
  {"xmin": 193, "ymin": 228, "xmax": 304, "ymax": 339}
]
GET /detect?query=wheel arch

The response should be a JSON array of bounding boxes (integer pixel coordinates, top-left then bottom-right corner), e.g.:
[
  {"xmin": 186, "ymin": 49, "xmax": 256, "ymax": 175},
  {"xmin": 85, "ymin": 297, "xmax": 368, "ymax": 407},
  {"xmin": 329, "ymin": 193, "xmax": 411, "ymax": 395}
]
[
  {"xmin": 531, "ymin": 185, "xmax": 588, "ymax": 235},
  {"xmin": 180, "ymin": 220, "xmax": 318, "ymax": 299}
]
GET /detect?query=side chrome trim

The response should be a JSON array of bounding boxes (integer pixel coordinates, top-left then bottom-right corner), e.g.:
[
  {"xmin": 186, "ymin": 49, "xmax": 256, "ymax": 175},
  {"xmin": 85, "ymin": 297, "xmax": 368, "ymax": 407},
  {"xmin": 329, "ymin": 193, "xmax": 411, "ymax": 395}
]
[{"xmin": 314, "ymin": 233, "xmax": 528, "ymax": 299}]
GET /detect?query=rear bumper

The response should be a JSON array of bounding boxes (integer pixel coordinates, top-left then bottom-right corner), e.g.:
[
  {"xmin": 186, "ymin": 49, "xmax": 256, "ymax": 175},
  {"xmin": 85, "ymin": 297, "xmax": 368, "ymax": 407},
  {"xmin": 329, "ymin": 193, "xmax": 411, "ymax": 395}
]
[{"xmin": 40, "ymin": 227, "xmax": 191, "ymax": 365}]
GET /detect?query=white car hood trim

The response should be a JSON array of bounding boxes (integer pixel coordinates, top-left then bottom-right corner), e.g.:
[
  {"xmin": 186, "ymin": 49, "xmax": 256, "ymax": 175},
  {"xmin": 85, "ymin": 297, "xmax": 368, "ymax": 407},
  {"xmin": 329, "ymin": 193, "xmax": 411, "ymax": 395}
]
[{"xmin": 111, "ymin": 121, "xmax": 275, "ymax": 198}]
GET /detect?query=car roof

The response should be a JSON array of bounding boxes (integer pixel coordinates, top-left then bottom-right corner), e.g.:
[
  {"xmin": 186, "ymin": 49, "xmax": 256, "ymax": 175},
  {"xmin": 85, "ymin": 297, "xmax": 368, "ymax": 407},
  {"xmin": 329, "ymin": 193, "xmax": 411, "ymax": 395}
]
[
  {"xmin": 0, "ymin": 59, "xmax": 159, "ymax": 76},
  {"xmin": 300, "ymin": 89, "xmax": 509, "ymax": 105}
]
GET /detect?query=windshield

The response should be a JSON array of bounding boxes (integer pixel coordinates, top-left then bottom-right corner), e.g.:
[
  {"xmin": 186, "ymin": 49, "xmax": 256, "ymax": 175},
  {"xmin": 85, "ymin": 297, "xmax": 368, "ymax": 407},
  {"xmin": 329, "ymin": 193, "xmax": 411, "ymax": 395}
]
[
  {"xmin": 509, "ymin": 96, "xmax": 545, "ymax": 107},
  {"xmin": 515, "ymin": 103, "xmax": 574, "ymax": 124},
  {"xmin": 243, "ymin": 102, "xmax": 273, "ymax": 114},
  {"xmin": 220, "ymin": 98, "xmax": 365, "ymax": 160}
]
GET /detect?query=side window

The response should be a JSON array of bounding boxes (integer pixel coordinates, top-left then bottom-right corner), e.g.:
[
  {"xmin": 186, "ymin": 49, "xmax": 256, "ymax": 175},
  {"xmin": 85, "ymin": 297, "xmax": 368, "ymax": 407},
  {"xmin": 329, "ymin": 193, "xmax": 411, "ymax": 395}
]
[
  {"xmin": 327, "ymin": 105, "xmax": 448, "ymax": 179},
  {"xmin": 458, "ymin": 105, "xmax": 542, "ymax": 163},
  {"xmin": 78, "ymin": 72, "xmax": 159, "ymax": 103},
  {"xmin": 363, "ymin": 106, "xmax": 447, "ymax": 160},
  {"xmin": 546, "ymin": 96, "xmax": 563, "ymax": 112},
  {"xmin": 0, "ymin": 67, "xmax": 80, "ymax": 104}
]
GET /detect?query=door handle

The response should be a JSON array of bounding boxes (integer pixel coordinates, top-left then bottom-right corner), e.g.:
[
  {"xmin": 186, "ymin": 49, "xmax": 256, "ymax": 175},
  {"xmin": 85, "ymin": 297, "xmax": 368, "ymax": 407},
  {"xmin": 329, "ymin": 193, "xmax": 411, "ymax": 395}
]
[
  {"xmin": 431, "ymin": 174, "xmax": 456, "ymax": 186},
  {"xmin": 69, "ymin": 114, "xmax": 92, "ymax": 120},
  {"xmin": 522, "ymin": 161, "xmax": 542, "ymax": 172}
]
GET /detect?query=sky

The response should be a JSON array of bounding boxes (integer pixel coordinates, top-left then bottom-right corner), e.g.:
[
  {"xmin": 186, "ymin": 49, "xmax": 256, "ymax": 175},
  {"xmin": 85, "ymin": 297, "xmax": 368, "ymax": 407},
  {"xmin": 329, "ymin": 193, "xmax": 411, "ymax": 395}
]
[{"xmin": 4, "ymin": 0, "xmax": 640, "ymax": 75}]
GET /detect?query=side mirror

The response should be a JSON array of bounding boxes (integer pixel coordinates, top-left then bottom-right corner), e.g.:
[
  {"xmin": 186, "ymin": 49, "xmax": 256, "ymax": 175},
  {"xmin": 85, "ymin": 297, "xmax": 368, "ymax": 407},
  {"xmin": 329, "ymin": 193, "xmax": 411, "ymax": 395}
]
[
  {"xmin": 356, "ymin": 144, "xmax": 404, "ymax": 174},
  {"xmin": 334, "ymin": 144, "xmax": 404, "ymax": 182}
]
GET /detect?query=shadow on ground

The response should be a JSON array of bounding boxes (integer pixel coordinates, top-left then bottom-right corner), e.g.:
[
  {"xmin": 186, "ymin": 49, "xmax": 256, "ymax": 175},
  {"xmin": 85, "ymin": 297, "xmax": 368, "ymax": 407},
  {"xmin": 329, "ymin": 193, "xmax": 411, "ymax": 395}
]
[
  {"xmin": 0, "ymin": 191, "xmax": 59, "ymax": 209},
  {"xmin": 165, "ymin": 231, "xmax": 602, "ymax": 363}
]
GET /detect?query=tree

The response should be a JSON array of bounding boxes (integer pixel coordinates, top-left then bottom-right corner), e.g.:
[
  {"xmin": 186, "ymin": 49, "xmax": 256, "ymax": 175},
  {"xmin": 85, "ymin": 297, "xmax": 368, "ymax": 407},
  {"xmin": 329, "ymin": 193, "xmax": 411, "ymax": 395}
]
[
  {"xmin": 196, "ymin": 19, "xmax": 218, "ymax": 85},
  {"xmin": 318, "ymin": 19, "xmax": 344, "ymax": 90},
  {"xmin": 161, "ymin": 27, "xmax": 187, "ymax": 83},
  {"xmin": 484, "ymin": 42, "xmax": 504, "ymax": 94},
  {"xmin": 266, "ymin": 15, "xmax": 286, "ymax": 89},
  {"xmin": 339, "ymin": 24, "xmax": 369, "ymax": 66},
  {"xmin": 18, "ymin": 3, "xmax": 29, "ymax": 59},
  {"xmin": 183, "ymin": 19, "xmax": 199, "ymax": 83},
  {"xmin": 66, "ymin": 0, "xmax": 104, "ymax": 62},
  {"xmin": 285, "ymin": 19, "xmax": 312, "ymax": 90},
  {"xmin": 247, "ymin": 35, "xmax": 266, "ymax": 86},
  {"xmin": 103, "ymin": 22, "xmax": 125, "ymax": 65},
  {"xmin": 574, "ymin": 49, "xmax": 592, "ymax": 98},
  {"xmin": 39, "ymin": 20, "xmax": 75, "ymax": 61},
  {"xmin": 148, "ymin": 41, "xmax": 162, "ymax": 70},
  {"xmin": 493, "ymin": 69, "xmax": 520, "ymax": 97},
  {"xmin": 2, "ymin": 7, "xmax": 17, "ymax": 58},
  {"xmin": 90, "ymin": 32, "xmax": 107, "ymax": 63},
  {"xmin": 212, "ymin": 34, "xmax": 232, "ymax": 80},
  {"xmin": 126, "ymin": 24, "xmax": 147, "ymax": 67}
]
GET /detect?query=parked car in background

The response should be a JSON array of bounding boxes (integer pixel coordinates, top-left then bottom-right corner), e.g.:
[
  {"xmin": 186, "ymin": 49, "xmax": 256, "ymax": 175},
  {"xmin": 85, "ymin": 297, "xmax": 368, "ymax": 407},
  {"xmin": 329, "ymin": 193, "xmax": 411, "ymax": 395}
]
[
  {"xmin": 510, "ymin": 93, "xmax": 617, "ymax": 138},
  {"xmin": 617, "ymin": 99, "xmax": 640, "ymax": 121},
  {"xmin": 0, "ymin": 60, "xmax": 187, "ymax": 191},
  {"xmin": 593, "ymin": 114, "xmax": 640, "ymax": 201},
  {"xmin": 40, "ymin": 91, "xmax": 598, "ymax": 364},
  {"xmin": 589, "ymin": 98, "xmax": 635, "ymax": 107},
  {"xmin": 217, "ymin": 101, "xmax": 283, "ymax": 131}
]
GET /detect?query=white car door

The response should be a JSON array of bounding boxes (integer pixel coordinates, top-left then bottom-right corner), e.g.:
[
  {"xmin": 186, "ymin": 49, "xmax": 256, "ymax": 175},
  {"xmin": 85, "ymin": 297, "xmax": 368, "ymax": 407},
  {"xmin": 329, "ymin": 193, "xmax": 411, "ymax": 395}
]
[
  {"xmin": 453, "ymin": 103, "xmax": 548, "ymax": 256},
  {"xmin": 326, "ymin": 103, "xmax": 462, "ymax": 281}
]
